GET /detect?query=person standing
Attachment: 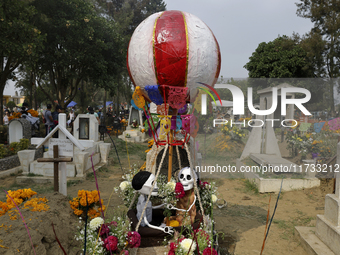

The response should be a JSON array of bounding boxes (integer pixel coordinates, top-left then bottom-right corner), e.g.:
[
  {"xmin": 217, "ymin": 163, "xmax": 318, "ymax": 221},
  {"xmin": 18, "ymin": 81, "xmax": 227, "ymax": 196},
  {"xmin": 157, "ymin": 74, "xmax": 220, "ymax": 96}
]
[
  {"xmin": 87, "ymin": 106, "xmax": 100, "ymax": 124},
  {"xmin": 3, "ymin": 111, "xmax": 10, "ymax": 125},
  {"xmin": 44, "ymin": 104, "xmax": 54, "ymax": 136}
]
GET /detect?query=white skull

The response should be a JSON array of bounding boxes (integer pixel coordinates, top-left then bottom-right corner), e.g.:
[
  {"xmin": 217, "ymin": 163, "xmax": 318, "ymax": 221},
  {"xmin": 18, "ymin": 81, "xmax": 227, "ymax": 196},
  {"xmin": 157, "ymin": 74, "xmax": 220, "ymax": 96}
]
[
  {"xmin": 139, "ymin": 174, "xmax": 159, "ymax": 196},
  {"xmin": 178, "ymin": 167, "xmax": 196, "ymax": 191}
]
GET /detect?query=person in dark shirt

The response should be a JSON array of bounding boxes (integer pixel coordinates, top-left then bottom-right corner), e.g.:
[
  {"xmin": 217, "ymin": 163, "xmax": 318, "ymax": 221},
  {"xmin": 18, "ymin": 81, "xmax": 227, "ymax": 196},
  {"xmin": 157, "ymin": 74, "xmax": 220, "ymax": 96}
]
[{"xmin": 52, "ymin": 105, "xmax": 63, "ymax": 137}]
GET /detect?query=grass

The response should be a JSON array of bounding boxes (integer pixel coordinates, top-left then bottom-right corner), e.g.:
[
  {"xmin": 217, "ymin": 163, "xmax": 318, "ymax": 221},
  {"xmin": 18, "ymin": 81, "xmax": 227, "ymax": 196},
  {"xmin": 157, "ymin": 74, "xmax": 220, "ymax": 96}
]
[
  {"xmin": 243, "ymin": 179, "xmax": 259, "ymax": 194},
  {"xmin": 27, "ymin": 173, "xmax": 43, "ymax": 177},
  {"xmin": 273, "ymin": 211, "xmax": 316, "ymax": 240}
]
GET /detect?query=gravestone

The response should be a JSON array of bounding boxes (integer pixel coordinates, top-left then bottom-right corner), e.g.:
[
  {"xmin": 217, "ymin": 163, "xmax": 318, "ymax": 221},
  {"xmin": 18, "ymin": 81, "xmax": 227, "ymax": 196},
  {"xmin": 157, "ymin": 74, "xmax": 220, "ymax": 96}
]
[
  {"xmin": 127, "ymin": 106, "xmax": 143, "ymax": 130},
  {"xmin": 73, "ymin": 114, "xmax": 99, "ymax": 142},
  {"xmin": 8, "ymin": 118, "xmax": 31, "ymax": 144}
]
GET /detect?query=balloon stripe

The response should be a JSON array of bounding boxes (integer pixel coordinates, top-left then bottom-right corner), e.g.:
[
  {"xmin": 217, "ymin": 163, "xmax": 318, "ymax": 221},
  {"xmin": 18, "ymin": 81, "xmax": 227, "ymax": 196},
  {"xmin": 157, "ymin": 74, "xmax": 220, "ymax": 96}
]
[
  {"xmin": 181, "ymin": 11, "xmax": 189, "ymax": 88},
  {"xmin": 154, "ymin": 10, "xmax": 187, "ymax": 86}
]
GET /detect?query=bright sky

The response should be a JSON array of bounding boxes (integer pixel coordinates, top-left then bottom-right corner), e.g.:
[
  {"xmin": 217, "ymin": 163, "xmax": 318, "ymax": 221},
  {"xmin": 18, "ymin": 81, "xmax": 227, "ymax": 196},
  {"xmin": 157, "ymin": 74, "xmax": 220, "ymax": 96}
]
[{"xmin": 165, "ymin": 0, "xmax": 314, "ymax": 78}]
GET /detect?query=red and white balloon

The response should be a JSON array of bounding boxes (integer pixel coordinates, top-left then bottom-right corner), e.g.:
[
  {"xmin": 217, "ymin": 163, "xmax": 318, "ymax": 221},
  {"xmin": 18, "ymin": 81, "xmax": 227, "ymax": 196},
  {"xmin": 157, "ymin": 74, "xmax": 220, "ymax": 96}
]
[{"xmin": 127, "ymin": 10, "xmax": 221, "ymax": 102}]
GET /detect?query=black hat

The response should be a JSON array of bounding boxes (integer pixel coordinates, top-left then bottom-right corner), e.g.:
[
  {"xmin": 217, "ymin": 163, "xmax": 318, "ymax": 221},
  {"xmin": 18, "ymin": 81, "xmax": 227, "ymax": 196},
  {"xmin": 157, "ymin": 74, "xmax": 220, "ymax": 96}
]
[
  {"xmin": 56, "ymin": 105, "xmax": 63, "ymax": 110},
  {"xmin": 47, "ymin": 104, "xmax": 52, "ymax": 109},
  {"xmin": 132, "ymin": 171, "xmax": 151, "ymax": 190},
  {"xmin": 88, "ymin": 106, "xmax": 93, "ymax": 112}
]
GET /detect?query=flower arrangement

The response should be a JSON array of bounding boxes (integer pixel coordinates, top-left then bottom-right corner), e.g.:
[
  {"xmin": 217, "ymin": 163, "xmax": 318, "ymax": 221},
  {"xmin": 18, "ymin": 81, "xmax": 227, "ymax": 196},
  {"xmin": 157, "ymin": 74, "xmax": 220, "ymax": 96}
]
[
  {"xmin": 8, "ymin": 112, "xmax": 22, "ymax": 122},
  {"xmin": 131, "ymin": 119, "xmax": 138, "ymax": 128},
  {"xmin": 115, "ymin": 166, "xmax": 139, "ymax": 209},
  {"xmin": 75, "ymin": 214, "xmax": 140, "ymax": 255},
  {"xmin": 196, "ymin": 181, "xmax": 218, "ymax": 216},
  {"xmin": 156, "ymin": 175, "xmax": 178, "ymax": 218},
  {"xmin": 27, "ymin": 109, "xmax": 39, "ymax": 117},
  {"xmin": 221, "ymin": 122, "xmax": 246, "ymax": 141},
  {"xmin": 167, "ymin": 228, "xmax": 217, "ymax": 255},
  {"xmin": 125, "ymin": 133, "xmax": 131, "ymax": 138},
  {"xmin": 0, "ymin": 189, "xmax": 49, "ymax": 217},
  {"xmin": 69, "ymin": 190, "xmax": 105, "ymax": 219}
]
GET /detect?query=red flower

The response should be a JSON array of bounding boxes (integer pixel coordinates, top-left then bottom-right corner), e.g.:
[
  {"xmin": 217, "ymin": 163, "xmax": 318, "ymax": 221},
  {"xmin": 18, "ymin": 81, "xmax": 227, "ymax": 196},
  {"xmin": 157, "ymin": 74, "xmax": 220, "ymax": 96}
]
[
  {"xmin": 99, "ymin": 224, "xmax": 110, "ymax": 236},
  {"xmin": 175, "ymin": 182, "xmax": 185, "ymax": 199},
  {"xmin": 127, "ymin": 231, "xmax": 141, "ymax": 248},
  {"xmin": 103, "ymin": 236, "xmax": 118, "ymax": 251},
  {"xmin": 202, "ymin": 247, "xmax": 218, "ymax": 255},
  {"xmin": 168, "ymin": 242, "xmax": 178, "ymax": 255},
  {"xmin": 121, "ymin": 250, "xmax": 129, "ymax": 255}
]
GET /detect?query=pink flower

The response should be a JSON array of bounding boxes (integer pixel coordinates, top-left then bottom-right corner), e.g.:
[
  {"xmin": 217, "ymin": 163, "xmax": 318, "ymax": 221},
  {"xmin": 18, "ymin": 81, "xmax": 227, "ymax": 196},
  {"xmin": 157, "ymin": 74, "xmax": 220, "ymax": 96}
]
[
  {"xmin": 109, "ymin": 221, "xmax": 118, "ymax": 227},
  {"xmin": 127, "ymin": 231, "xmax": 141, "ymax": 248},
  {"xmin": 121, "ymin": 250, "xmax": 129, "ymax": 255},
  {"xmin": 194, "ymin": 229, "xmax": 210, "ymax": 241},
  {"xmin": 103, "ymin": 236, "xmax": 118, "ymax": 251},
  {"xmin": 203, "ymin": 247, "xmax": 218, "ymax": 255},
  {"xmin": 175, "ymin": 182, "xmax": 185, "ymax": 199}
]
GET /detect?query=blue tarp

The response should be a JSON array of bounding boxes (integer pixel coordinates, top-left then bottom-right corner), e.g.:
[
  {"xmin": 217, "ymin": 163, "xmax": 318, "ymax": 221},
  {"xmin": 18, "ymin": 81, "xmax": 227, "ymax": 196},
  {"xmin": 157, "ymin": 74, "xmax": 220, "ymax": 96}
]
[
  {"xmin": 67, "ymin": 101, "xmax": 77, "ymax": 107},
  {"xmin": 106, "ymin": 101, "xmax": 113, "ymax": 106}
]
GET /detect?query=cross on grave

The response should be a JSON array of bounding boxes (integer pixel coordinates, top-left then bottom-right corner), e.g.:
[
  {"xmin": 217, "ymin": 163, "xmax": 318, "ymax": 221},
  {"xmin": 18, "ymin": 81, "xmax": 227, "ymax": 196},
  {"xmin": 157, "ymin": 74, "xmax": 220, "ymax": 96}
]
[
  {"xmin": 37, "ymin": 145, "xmax": 72, "ymax": 192},
  {"xmin": 32, "ymin": 113, "xmax": 85, "ymax": 196}
]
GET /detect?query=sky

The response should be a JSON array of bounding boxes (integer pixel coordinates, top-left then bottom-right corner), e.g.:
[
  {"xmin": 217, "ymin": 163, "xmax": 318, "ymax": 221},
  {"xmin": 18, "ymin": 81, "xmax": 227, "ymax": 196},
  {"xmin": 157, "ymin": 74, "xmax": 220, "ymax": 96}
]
[{"xmin": 165, "ymin": 0, "xmax": 314, "ymax": 79}]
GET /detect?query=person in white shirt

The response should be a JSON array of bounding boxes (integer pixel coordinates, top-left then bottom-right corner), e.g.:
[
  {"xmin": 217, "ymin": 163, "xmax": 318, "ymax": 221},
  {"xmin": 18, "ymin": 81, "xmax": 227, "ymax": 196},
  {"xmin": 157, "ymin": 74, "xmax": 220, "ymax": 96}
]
[{"xmin": 3, "ymin": 111, "xmax": 10, "ymax": 125}]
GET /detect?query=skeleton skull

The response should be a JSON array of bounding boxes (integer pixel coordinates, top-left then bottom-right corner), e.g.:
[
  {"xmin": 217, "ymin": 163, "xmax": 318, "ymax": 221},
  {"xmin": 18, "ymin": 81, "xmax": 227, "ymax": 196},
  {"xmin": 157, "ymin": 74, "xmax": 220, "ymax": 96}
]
[
  {"xmin": 178, "ymin": 167, "xmax": 197, "ymax": 191},
  {"xmin": 139, "ymin": 174, "xmax": 158, "ymax": 196}
]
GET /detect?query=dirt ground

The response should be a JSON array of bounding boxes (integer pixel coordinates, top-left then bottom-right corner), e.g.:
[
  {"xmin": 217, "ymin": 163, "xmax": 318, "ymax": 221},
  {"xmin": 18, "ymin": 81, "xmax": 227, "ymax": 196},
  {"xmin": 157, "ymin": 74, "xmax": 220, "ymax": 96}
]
[{"xmin": 0, "ymin": 136, "xmax": 335, "ymax": 255}]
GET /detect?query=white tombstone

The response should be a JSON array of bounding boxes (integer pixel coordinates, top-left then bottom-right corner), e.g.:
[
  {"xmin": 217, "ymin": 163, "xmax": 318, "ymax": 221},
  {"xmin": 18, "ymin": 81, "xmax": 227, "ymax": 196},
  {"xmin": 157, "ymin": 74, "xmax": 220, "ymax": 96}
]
[
  {"xmin": 312, "ymin": 142, "xmax": 340, "ymax": 254},
  {"xmin": 127, "ymin": 106, "xmax": 143, "ymax": 130},
  {"xmin": 8, "ymin": 118, "xmax": 31, "ymax": 144},
  {"xmin": 73, "ymin": 114, "xmax": 99, "ymax": 142}
]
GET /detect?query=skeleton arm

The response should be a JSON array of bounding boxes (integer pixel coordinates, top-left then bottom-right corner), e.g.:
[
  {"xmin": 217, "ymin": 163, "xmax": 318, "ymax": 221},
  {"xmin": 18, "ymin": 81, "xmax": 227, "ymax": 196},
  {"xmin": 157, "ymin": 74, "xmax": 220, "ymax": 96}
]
[
  {"xmin": 143, "ymin": 215, "xmax": 174, "ymax": 234},
  {"xmin": 152, "ymin": 203, "xmax": 166, "ymax": 209},
  {"xmin": 166, "ymin": 195, "xmax": 197, "ymax": 212}
]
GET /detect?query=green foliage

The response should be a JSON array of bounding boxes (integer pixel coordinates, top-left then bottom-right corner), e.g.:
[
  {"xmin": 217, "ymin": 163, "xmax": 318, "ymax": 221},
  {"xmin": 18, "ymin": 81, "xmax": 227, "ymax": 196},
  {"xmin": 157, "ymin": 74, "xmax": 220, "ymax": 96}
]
[
  {"xmin": 244, "ymin": 35, "xmax": 313, "ymax": 78},
  {"xmin": 6, "ymin": 101, "xmax": 16, "ymax": 111},
  {"xmin": 0, "ymin": 138, "xmax": 30, "ymax": 159}
]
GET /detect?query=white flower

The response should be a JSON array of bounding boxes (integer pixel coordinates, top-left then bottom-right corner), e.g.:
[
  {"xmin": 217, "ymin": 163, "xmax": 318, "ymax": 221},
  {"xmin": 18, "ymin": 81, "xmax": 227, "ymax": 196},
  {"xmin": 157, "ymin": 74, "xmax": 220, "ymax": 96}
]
[
  {"xmin": 89, "ymin": 217, "xmax": 104, "ymax": 230},
  {"xmin": 212, "ymin": 194, "xmax": 218, "ymax": 203},
  {"xmin": 119, "ymin": 181, "xmax": 130, "ymax": 191},
  {"xmin": 165, "ymin": 181, "xmax": 176, "ymax": 191},
  {"xmin": 180, "ymin": 238, "xmax": 196, "ymax": 252}
]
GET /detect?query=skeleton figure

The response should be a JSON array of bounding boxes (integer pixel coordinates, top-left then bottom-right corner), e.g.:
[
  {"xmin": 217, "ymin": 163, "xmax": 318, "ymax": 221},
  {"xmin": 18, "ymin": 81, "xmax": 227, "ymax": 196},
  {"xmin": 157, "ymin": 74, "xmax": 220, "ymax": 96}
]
[
  {"xmin": 168, "ymin": 167, "xmax": 197, "ymax": 226},
  {"xmin": 132, "ymin": 171, "xmax": 173, "ymax": 234}
]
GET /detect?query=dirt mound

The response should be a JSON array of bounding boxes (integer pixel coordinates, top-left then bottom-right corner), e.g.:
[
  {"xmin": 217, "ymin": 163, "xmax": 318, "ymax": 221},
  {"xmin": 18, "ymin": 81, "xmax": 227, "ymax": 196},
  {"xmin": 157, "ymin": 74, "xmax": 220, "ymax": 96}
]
[{"xmin": 0, "ymin": 192, "xmax": 81, "ymax": 255}]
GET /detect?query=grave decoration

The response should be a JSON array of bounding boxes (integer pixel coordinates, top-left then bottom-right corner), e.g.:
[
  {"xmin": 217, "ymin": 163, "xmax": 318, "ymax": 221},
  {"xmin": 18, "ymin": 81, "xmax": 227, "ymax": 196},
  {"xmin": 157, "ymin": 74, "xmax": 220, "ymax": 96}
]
[{"xmin": 122, "ymin": 10, "xmax": 221, "ymax": 252}]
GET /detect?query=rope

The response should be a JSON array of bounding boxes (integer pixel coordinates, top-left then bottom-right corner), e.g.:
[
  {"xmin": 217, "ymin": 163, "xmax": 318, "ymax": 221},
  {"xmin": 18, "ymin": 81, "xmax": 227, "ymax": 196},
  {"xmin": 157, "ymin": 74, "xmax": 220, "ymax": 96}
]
[
  {"xmin": 176, "ymin": 145, "xmax": 182, "ymax": 182},
  {"xmin": 135, "ymin": 144, "xmax": 169, "ymax": 232},
  {"xmin": 184, "ymin": 143, "xmax": 206, "ymax": 227},
  {"xmin": 127, "ymin": 142, "xmax": 161, "ymax": 210}
]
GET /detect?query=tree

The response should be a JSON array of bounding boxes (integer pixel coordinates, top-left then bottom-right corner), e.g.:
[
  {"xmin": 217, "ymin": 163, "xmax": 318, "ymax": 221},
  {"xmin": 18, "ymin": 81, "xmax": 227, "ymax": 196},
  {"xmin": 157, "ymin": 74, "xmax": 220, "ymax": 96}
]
[
  {"xmin": 30, "ymin": 0, "xmax": 122, "ymax": 109},
  {"xmin": 296, "ymin": 0, "xmax": 340, "ymax": 114},
  {"xmin": 244, "ymin": 35, "xmax": 313, "ymax": 79},
  {"xmin": 0, "ymin": 0, "xmax": 44, "ymax": 124}
]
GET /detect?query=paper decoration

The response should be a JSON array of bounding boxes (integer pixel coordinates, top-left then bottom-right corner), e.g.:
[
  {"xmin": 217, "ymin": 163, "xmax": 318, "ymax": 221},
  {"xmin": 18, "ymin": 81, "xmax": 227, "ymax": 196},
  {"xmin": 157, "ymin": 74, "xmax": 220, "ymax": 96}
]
[
  {"xmin": 178, "ymin": 104, "xmax": 188, "ymax": 114},
  {"xmin": 145, "ymin": 85, "xmax": 163, "ymax": 105},
  {"xmin": 314, "ymin": 122, "xmax": 325, "ymax": 133},
  {"xmin": 131, "ymin": 99, "xmax": 141, "ymax": 110},
  {"xmin": 328, "ymin": 117, "xmax": 340, "ymax": 130},
  {"xmin": 299, "ymin": 122, "xmax": 311, "ymax": 132},
  {"xmin": 132, "ymin": 86, "xmax": 145, "ymax": 109},
  {"xmin": 157, "ymin": 103, "xmax": 169, "ymax": 115},
  {"xmin": 167, "ymin": 86, "xmax": 188, "ymax": 109}
]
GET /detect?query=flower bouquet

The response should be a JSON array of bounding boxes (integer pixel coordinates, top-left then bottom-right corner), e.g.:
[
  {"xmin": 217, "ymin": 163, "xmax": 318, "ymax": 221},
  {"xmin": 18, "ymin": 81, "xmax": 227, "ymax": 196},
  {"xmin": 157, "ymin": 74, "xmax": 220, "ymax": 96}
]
[
  {"xmin": 75, "ymin": 214, "xmax": 141, "ymax": 255},
  {"xmin": 115, "ymin": 166, "xmax": 140, "ymax": 209},
  {"xmin": 196, "ymin": 181, "xmax": 218, "ymax": 216},
  {"xmin": 168, "ymin": 228, "xmax": 218, "ymax": 255},
  {"xmin": 131, "ymin": 119, "xmax": 138, "ymax": 128},
  {"xmin": 69, "ymin": 190, "xmax": 105, "ymax": 219}
]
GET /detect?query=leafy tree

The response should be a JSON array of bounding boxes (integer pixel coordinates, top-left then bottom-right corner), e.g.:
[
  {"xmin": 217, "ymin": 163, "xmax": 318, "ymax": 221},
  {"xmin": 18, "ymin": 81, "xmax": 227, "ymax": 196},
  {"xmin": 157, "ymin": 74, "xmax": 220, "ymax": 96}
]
[
  {"xmin": 6, "ymin": 101, "xmax": 16, "ymax": 111},
  {"xmin": 244, "ymin": 35, "xmax": 313, "ymax": 79},
  {"xmin": 30, "ymin": 0, "xmax": 122, "ymax": 109},
  {"xmin": 0, "ymin": 0, "xmax": 44, "ymax": 123},
  {"xmin": 296, "ymin": 0, "xmax": 340, "ymax": 114}
]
